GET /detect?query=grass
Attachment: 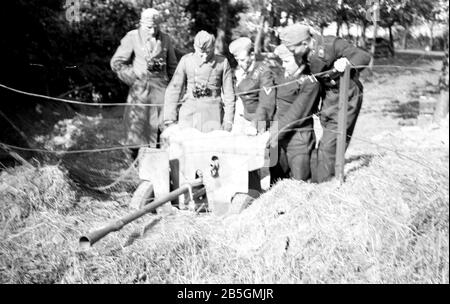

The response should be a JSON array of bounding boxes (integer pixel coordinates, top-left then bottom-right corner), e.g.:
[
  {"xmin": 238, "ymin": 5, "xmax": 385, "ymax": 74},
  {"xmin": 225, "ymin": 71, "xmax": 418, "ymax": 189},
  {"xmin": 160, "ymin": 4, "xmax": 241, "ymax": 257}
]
[
  {"xmin": 0, "ymin": 53, "xmax": 448, "ymax": 284},
  {"xmin": 0, "ymin": 120, "xmax": 448, "ymax": 283}
]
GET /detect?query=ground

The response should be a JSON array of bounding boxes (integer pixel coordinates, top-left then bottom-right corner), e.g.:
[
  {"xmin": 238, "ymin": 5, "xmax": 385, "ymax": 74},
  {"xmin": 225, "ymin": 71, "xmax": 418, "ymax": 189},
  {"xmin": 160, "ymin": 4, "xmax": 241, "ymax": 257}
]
[{"xmin": 0, "ymin": 53, "xmax": 448, "ymax": 283}]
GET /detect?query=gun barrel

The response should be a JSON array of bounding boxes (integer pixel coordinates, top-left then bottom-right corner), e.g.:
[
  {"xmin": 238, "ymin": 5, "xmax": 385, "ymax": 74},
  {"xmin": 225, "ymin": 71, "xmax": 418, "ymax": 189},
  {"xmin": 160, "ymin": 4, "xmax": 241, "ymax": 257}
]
[{"xmin": 79, "ymin": 178, "xmax": 203, "ymax": 249}]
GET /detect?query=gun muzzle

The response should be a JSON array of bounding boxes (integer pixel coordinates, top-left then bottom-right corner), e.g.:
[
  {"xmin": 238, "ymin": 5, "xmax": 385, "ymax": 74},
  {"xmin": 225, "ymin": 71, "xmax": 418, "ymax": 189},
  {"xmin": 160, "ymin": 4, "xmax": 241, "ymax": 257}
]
[{"xmin": 79, "ymin": 178, "xmax": 203, "ymax": 249}]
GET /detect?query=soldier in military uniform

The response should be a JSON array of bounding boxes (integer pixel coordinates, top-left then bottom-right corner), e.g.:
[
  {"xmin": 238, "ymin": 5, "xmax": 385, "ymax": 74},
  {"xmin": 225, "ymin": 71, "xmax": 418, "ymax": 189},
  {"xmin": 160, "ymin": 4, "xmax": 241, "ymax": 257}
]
[
  {"xmin": 226, "ymin": 37, "xmax": 277, "ymax": 196},
  {"xmin": 279, "ymin": 24, "xmax": 372, "ymax": 183},
  {"xmin": 110, "ymin": 8, "xmax": 178, "ymax": 158},
  {"xmin": 269, "ymin": 44, "xmax": 321, "ymax": 183},
  {"xmin": 228, "ymin": 37, "xmax": 276, "ymax": 135},
  {"xmin": 163, "ymin": 31, "xmax": 235, "ymax": 132}
]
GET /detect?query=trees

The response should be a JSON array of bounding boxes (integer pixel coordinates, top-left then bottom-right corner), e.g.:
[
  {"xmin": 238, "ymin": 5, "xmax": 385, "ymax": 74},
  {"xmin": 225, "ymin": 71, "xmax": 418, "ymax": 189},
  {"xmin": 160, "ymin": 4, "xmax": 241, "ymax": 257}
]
[{"xmin": 0, "ymin": 0, "xmax": 247, "ymax": 103}]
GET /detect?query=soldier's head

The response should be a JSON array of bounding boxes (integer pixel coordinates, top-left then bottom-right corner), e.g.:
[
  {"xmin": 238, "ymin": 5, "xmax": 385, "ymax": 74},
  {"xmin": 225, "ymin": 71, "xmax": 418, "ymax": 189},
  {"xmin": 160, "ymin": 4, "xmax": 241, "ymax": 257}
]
[
  {"xmin": 229, "ymin": 37, "xmax": 254, "ymax": 71},
  {"xmin": 279, "ymin": 24, "xmax": 313, "ymax": 63},
  {"xmin": 274, "ymin": 44, "xmax": 299, "ymax": 77},
  {"xmin": 140, "ymin": 8, "xmax": 161, "ymax": 37},
  {"xmin": 194, "ymin": 31, "xmax": 216, "ymax": 63}
]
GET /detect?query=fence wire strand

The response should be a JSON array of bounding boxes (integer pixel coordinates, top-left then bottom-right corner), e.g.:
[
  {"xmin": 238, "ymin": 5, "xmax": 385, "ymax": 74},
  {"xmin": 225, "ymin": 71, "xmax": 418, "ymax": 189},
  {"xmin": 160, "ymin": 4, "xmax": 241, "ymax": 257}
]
[{"xmin": 0, "ymin": 62, "xmax": 445, "ymax": 191}]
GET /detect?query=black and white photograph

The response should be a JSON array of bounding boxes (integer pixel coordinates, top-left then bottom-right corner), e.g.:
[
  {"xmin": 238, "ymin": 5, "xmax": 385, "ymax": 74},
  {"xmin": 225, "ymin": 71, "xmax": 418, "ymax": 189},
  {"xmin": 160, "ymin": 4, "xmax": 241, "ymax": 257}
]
[{"xmin": 0, "ymin": 0, "xmax": 448, "ymax": 286}]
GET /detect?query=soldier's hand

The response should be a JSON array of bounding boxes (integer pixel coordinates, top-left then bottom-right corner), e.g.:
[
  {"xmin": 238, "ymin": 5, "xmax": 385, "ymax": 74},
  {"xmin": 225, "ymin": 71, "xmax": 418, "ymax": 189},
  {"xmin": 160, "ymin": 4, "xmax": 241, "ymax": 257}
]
[
  {"xmin": 244, "ymin": 125, "xmax": 258, "ymax": 136},
  {"xmin": 222, "ymin": 122, "xmax": 233, "ymax": 132},
  {"xmin": 333, "ymin": 57, "xmax": 351, "ymax": 72},
  {"xmin": 266, "ymin": 127, "xmax": 279, "ymax": 148},
  {"xmin": 161, "ymin": 121, "xmax": 179, "ymax": 140}
]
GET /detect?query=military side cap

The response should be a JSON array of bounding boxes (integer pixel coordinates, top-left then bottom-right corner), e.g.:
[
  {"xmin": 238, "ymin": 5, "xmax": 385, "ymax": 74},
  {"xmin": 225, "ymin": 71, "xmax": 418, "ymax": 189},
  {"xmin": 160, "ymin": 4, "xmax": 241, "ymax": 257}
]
[
  {"xmin": 140, "ymin": 8, "xmax": 161, "ymax": 27},
  {"xmin": 229, "ymin": 37, "xmax": 253, "ymax": 56},
  {"xmin": 279, "ymin": 24, "xmax": 311, "ymax": 47},
  {"xmin": 194, "ymin": 30, "xmax": 216, "ymax": 51},
  {"xmin": 274, "ymin": 44, "xmax": 294, "ymax": 60}
]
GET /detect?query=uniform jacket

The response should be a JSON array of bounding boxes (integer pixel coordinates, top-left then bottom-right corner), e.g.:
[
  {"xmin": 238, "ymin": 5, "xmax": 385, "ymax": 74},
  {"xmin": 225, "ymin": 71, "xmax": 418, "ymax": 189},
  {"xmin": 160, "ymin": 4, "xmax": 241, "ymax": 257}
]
[
  {"xmin": 274, "ymin": 74, "xmax": 321, "ymax": 141},
  {"xmin": 164, "ymin": 53, "xmax": 235, "ymax": 124},
  {"xmin": 234, "ymin": 60, "xmax": 276, "ymax": 122},
  {"xmin": 110, "ymin": 29, "xmax": 178, "ymax": 85},
  {"xmin": 306, "ymin": 35, "xmax": 372, "ymax": 87}
]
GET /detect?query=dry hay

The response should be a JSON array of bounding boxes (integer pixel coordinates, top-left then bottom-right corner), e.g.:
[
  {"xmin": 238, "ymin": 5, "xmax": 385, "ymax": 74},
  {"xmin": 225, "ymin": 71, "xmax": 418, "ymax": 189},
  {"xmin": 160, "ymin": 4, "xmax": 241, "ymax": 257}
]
[
  {"xmin": 61, "ymin": 146, "xmax": 447, "ymax": 284},
  {"xmin": 0, "ymin": 165, "xmax": 77, "ymax": 283},
  {"xmin": 219, "ymin": 150, "xmax": 448, "ymax": 283},
  {"xmin": 0, "ymin": 120, "xmax": 448, "ymax": 284},
  {"xmin": 0, "ymin": 165, "xmax": 76, "ymax": 230},
  {"xmin": 0, "ymin": 162, "xmax": 142, "ymax": 283}
]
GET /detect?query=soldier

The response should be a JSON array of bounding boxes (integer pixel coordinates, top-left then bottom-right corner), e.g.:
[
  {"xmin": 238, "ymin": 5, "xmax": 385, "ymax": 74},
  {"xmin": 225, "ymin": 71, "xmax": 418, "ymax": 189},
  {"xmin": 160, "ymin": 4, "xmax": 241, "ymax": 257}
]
[
  {"xmin": 110, "ymin": 8, "xmax": 178, "ymax": 159},
  {"xmin": 228, "ymin": 37, "xmax": 276, "ymax": 135},
  {"xmin": 279, "ymin": 24, "xmax": 372, "ymax": 183},
  {"xmin": 269, "ymin": 44, "xmax": 321, "ymax": 183},
  {"xmin": 227, "ymin": 37, "xmax": 277, "ymax": 196},
  {"xmin": 163, "ymin": 30, "xmax": 235, "ymax": 132}
]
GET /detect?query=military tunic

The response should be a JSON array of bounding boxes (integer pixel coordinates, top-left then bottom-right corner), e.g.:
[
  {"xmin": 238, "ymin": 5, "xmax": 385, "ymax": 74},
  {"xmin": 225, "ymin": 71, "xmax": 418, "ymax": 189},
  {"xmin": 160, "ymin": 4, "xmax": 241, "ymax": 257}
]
[
  {"xmin": 269, "ymin": 72, "xmax": 321, "ymax": 183},
  {"xmin": 234, "ymin": 60, "xmax": 276, "ymax": 125},
  {"xmin": 231, "ymin": 60, "xmax": 276, "ymax": 195},
  {"xmin": 110, "ymin": 29, "xmax": 178, "ymax": 147},
  {"xmin": 304, "ymin": 35, "xmax": 371, "ymax": 183},
  {"xmin": 164, "ymin": 53, "xmax": 235, "ymax": 132}
]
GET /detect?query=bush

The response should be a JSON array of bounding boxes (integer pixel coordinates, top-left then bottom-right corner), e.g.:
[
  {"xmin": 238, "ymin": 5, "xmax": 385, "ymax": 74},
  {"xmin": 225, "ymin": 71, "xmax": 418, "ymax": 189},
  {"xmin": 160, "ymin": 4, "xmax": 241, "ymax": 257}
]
[{"xmin": 0, "ymin": 0, "xmax": 194, "ymax": 104}]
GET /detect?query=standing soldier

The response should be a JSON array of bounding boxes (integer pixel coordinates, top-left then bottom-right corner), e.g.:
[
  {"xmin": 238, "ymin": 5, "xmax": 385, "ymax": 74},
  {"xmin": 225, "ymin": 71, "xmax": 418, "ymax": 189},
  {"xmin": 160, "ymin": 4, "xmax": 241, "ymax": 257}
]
[
  {"xmin": 279, "ymin": 24, "xmax": 372, "ymax": 183},
  {"xmin": 227, "ymin": 37, "xmax": 277, "ymax": 196},
  {"xmin": 269, "ymin": 44, "xmax": 321, "ymax": 183},
  {"xmin": 163, "ymin": 30, "xmax": 235, "ymax": 132},
  {"xmin": 110, "ymin": 8, "xmax": 178, "ymax": 159},
  {"xmin": 228, "ymin": 37, "xmax": 276, "ymax": 135}
]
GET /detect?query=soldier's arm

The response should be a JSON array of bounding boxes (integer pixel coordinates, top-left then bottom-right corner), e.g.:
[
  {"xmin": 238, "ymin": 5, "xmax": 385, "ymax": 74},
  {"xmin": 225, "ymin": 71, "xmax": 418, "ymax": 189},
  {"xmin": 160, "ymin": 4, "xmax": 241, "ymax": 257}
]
[
  {"xmin": 255, "ymin": 65, "xmax": 276, "ymax": 127},
  {"xmin": 163, "ymin": 55, "xmax": 187, "ymax": 123},
  {"xmin": 110, "ymin": 32, "xmax": 137, "ymax": 86},
  {"xmin": 221, "ymin": 58, "xmax": 236, "ymax": 126},
  {"xmin": 334, "ymin": 38, "xmax": 372, "ymax": 70},
  {"xmin": 276, "ymin": 79, "xmax": 320, "ymax": 141},
  {"xmin": 166, "ymin": 36, "xmax": 178, "ymax": 81}
]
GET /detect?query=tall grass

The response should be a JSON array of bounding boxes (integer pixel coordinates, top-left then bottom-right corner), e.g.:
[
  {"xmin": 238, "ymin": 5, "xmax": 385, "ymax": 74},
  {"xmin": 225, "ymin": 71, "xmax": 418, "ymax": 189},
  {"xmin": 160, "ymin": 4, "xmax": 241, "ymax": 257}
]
[{"xmin": 0, "ymin": 123, "xmax": 448, "ymax": 284}]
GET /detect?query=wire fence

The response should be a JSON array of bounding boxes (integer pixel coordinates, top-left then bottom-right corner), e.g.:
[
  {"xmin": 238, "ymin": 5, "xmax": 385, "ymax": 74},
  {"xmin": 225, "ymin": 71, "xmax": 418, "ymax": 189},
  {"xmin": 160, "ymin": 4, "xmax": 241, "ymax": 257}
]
[
  {"xmin": 0, "ymin": 62, "xmax": 446, "ymax": 191},
  {"xmin": 0, "ymin": 64, "xmax": 440, "ymax": 107}
]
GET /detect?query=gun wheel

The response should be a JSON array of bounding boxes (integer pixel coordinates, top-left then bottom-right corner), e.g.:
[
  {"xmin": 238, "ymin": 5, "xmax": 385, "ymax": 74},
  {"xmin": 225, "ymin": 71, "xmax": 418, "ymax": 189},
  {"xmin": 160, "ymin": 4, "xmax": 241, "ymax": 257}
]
[{"xmin": 130, "ymin": 181, "xmax": 154, "ymax": 210}]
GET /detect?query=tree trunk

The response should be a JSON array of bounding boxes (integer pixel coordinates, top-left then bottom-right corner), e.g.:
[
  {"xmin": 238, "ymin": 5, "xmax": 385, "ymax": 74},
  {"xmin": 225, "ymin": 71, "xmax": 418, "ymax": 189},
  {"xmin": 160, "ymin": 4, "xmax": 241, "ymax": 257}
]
[
  {"xmin": 429, "ymin": 22, "xmax": 434, "ymax": 50},
  {"xmin": 217, "ymin": 0, "xmax": 229, "ymax": 37},
  {"xmin": 267, "ymin": 0, "xmax": 278, "ymax": 52},
  {"xmin": 401, "ymin": 25, "xmax": 409, "ymax": 49},
  {"xmin": 215, "ymin": 0, "xmax": 236, "ymax": 67},
  {"xmin": 336, "ymin": 21, "xmax": 341, "ymax": 36},
  {"xmin": 370, "ymin": 19, "xmax": 378, "ymax": 60},
  {"xmin": 345, "ymin": 21, "xmax": 350, "ymax": 39},
  {"xmin": 388, "ymin": 24, "xmax": 395, "ymax": 56},
  {"xmin": 254, "ymin": 15, "xmax": 265, "ymax": 57},
  {"xmin": 434, "ymin": 51, "xmax": 449, "ymax": 121},
  {"xmin": 361, "ymin": 21, "xmax": 367, "ymax": 48}
]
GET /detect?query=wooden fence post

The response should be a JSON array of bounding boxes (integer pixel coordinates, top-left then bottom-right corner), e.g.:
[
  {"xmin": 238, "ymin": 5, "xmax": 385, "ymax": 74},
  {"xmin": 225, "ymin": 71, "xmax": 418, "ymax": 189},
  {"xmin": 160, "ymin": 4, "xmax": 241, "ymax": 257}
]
[{"xmin": 335, "ymin": 64, "xmax": 350, "ymax": 183}]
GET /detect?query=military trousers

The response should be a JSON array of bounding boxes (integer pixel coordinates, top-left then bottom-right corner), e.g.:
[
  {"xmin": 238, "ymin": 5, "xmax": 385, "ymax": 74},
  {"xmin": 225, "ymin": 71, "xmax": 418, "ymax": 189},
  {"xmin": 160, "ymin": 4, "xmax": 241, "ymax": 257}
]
[
  {"xmin": 123, "ymin": 77, "xmax": 168, "ymax": 147},
  {"xmin": 178, "ymin": 96, "xmax": 223, "ymax": 132},
  {"xmin": 311, "ymin": 79, "xmax": 363, "ymax": 183},
  {"xmin": 270, "ymin": 129, "xmax": 316, "ymax": 184}
]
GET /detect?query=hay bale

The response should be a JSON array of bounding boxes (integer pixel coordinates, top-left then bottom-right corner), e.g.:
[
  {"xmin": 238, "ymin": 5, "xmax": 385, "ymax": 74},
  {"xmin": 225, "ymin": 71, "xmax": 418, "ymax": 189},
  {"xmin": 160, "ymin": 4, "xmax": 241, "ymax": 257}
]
[
  {"xmin": 218, "ymin": 149, "xmax": 449, "ymax": 283},
  {"xmin": 0, "ymin": 165, "xmax": 76, "ymax": 223}
]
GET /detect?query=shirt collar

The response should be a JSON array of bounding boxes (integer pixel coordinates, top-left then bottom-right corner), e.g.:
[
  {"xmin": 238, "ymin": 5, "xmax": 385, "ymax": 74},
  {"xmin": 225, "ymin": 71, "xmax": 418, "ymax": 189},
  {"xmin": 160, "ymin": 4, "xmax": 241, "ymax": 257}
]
[{"xmin": 194, "ymin": 52, "xmax": 216, "ymax": 67}]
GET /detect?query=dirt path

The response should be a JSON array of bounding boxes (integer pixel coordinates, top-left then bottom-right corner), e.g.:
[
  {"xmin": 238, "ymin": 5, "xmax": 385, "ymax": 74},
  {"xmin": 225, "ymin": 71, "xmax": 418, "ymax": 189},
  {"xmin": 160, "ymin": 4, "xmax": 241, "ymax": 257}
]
[{"xmin": 347, "ymin": 58, "xmax": 442, "ymax": 157}]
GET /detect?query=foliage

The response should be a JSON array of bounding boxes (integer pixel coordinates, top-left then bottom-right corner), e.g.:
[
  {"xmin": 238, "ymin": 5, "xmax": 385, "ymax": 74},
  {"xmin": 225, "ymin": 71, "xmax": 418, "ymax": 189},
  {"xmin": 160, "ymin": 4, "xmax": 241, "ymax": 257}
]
[
  {"xmin": 0, "ymin": 0, "xmax": 243, "ymax": 104},
  {"xmin": 186, "ymin": 0, "xmax": 247, "ymax": 42}
]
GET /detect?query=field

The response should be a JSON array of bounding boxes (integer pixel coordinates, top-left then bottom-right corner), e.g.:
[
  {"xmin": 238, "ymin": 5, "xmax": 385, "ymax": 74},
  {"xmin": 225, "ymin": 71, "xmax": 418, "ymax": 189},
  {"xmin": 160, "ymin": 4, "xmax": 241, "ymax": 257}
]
[{"xmin": 0, "ymin": 54, "xmax": 448, "ymax": 283}]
